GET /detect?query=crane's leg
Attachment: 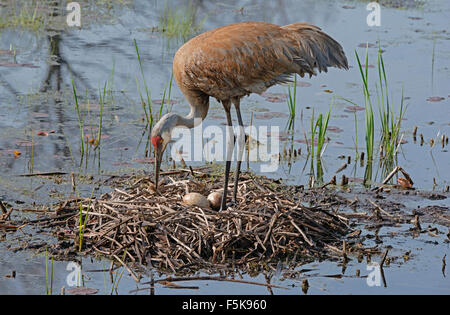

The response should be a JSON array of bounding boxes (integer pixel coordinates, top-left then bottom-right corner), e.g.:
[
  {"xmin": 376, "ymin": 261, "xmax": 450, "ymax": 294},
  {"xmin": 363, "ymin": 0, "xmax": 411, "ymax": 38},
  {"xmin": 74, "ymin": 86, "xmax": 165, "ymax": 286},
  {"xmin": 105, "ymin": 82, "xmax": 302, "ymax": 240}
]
[
  {"xmin": 232, "ymin": 97, "xmax": 245, "ymax": 204},
  {"xmin": 220, "ymin": 100, "xmax": 234, "ymax": 211}
]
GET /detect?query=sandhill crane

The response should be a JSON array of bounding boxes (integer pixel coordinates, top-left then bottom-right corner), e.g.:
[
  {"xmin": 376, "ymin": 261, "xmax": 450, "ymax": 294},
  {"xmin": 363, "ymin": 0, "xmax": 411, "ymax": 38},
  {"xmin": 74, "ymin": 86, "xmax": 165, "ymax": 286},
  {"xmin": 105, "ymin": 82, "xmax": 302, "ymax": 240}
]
[{"xmin": 151, "ymin": 21, "xmax": 348, "ymax": 210}]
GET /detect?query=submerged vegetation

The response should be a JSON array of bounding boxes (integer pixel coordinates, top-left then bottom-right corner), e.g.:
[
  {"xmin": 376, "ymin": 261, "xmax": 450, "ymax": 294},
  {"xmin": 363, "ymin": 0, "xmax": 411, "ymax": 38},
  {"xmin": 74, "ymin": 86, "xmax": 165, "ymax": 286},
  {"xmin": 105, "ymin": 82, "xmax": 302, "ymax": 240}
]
[
  {"xmin": 156, "ymin": 2, "xmax": 204, "ymax": 39},
  {"xmin": 0, "ymin": 0, "xmax": 130, "ymax": 33},
  {"xmin": 351, "ymin": 0, "xmax": 426, "ymax": 9},
  {"xmin": 0, "ymin": 1, "xmax": 46, "ymax": 32}
]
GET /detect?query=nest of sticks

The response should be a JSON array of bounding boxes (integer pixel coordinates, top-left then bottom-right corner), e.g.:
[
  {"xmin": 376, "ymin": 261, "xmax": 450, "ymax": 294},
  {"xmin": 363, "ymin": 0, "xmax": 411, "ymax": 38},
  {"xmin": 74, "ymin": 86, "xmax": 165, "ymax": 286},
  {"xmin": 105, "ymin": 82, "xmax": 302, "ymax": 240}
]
[{"xmin": 32, "ymin": 167, "xmax": 351, "ymax": 277}]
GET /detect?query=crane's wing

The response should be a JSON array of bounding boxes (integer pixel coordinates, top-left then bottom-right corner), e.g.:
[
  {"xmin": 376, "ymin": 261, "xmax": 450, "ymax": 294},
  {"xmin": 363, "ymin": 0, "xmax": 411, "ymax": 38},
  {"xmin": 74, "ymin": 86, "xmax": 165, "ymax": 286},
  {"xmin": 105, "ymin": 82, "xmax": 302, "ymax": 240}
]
[
  {"xmin": 281, "ymin": 22, "xmax": 349, "ymax": 75},
  {"xmin": 174, "ymin": 22, "xmax": 348, "ymax": 100}
]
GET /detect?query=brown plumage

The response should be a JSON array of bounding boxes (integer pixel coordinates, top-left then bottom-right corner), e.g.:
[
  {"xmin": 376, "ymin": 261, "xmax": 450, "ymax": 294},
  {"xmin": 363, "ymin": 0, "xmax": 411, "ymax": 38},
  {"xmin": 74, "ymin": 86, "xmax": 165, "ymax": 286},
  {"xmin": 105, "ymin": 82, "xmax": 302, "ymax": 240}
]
[
  {"xmin": 152, "ymin": 21, "xmax": 349, "ymax": 210},
  {"xmin": 173, "ymin": 21, "xmax": 348, "ymax": 101}
]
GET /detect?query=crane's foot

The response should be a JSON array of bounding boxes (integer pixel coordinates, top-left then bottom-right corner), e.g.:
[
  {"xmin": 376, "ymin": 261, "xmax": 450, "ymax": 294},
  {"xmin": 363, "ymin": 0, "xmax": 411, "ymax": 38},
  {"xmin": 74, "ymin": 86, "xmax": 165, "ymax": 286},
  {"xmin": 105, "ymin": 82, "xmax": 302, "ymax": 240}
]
[
  {"xmin": 219, "ymin": 201, "xmax": 237, "ymax": 211},
  {"xmin": 227, "ymin": 200, "xmax": 237, "ymax": 208}
]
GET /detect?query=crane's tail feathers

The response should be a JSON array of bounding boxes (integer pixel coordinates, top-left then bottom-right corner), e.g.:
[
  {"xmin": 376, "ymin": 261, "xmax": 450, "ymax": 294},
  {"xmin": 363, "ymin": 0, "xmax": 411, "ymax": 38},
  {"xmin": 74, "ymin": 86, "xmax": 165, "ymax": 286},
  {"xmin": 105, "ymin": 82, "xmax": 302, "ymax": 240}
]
[{"xmin": 282, "ymin": 23, "xmax": 349, "ymax": 78}]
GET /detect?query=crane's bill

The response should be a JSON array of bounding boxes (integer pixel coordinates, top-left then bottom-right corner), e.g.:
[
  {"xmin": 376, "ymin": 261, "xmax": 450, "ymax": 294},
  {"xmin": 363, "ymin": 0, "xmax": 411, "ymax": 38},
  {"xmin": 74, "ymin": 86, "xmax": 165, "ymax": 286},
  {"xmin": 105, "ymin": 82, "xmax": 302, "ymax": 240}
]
[{"xmin": 154, "ymin": 151, "xmax": 162, "ymax": 190}]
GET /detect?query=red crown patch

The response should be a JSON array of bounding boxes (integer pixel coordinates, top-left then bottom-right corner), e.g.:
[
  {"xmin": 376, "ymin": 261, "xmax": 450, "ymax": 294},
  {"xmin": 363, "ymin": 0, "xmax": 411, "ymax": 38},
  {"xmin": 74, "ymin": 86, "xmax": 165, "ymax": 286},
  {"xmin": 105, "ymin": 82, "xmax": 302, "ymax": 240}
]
[{"xmin": 151, "ymin": 136, "xmax": 163, "ymax": 148}]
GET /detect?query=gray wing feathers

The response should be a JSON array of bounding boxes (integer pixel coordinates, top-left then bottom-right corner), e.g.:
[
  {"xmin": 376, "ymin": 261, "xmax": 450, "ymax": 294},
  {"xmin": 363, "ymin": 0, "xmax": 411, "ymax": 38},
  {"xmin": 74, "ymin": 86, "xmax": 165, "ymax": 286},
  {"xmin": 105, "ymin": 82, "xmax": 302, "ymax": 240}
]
[{"xmin": 281, "ymin": 23, "xmax": 349, "ymax": 77}]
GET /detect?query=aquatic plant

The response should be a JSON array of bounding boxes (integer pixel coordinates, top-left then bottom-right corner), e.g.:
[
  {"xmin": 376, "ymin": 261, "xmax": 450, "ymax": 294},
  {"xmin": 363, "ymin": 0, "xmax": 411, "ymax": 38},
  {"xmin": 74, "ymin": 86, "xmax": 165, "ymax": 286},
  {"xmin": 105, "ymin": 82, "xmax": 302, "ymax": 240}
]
[
  {"xmin": 0, "ymin": 1, "xmax": 45, "ymax": 32},
  {"xmin": 110, "ymin": 252, "xmax": 126, "ymax": 295},
  {"xmin": 72, "ymin": 79, "xmax": 85, "ymax": 161},
  {"xmin": 302, "ymin": 100, "xmax": 332, "ymax": 187},
  {"xmin": 134, "ymin": 39, "xmax": 153, "ymax": 128},
  {"xmin": 45, "ymin": 250, "xmax": 53, "ymax": 295},
  {"xmin": 157, "ymin": 2, "xmax": 204, "ymax": 39},
  {"xmin": 286, "ymin": 74, "xmax": 297, "ymax": 131},
  {"xmin": 357, "ymin": 0, "xmax": 425, "ymax": 9},
  {"xmin": 353, "ymin": 111, "xmax": 359, "ymax": 157},
  {"xmin": 355, "ymin": 46, "xmax": 375, "ymax": 162},
  {"xmin": 307, "ymin": 99, "xmax": 333, "ymax": 161},
  {"xmin": 94, "ymin": 82, "xmax": 107, "ymax": 148},
  {"xmin": 71, "ymin": 79, "xmax": 107, "ymax": 168},
  {"xmin": 316, "ymin": 99, "xmax": 333, "ymax": 160},
  {"xmin": 159, "ymin": 72, "xmax": 174, "ymax": 120},
  {"xmin": 376, "ymin": 46, "xmax": 404, "ymax": 162},
  {"xmin": 0, "ymin": 1, "xmax": 133, "ymax": 33},
  {"xmin": 346, "ymin": 44, "xmax": 406, "ymax": 186}
]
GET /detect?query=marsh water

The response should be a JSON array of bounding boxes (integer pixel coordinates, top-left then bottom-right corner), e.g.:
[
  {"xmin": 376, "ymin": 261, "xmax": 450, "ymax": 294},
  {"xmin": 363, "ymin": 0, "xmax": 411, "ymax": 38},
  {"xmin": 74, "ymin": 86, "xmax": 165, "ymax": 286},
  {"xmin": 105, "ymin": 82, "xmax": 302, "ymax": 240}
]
[{"xmin": 0, "ymin": 0, "xmax": 449, "ymax": 294}]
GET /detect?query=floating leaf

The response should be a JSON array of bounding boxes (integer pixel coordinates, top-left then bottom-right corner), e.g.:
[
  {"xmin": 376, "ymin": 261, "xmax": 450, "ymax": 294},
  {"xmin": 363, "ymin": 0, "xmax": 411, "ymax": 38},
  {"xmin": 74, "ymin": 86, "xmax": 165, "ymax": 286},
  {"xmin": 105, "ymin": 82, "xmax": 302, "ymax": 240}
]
[
  {"xmin": 254, "ymin": 112, "xmax": 289, "ymax": 119},
  {"xmin": 344, "ymin": 106, "xmax": 366, "ymax": 113},
  {"xmin": 296, "ymin": 81, "xmax": 311, "ymax": 87},
  {"xmin": 327, "ymin": 126, "xmax": 344, "ymax": 133},
  {"xmin": 66, "ymin": 287, "xmax": 99, "ymax": 295},
  {"xmin": 134, "ymin": 157, "xmax": 155, "ymax": 164},
  {"xmin": 0, "ymin": 50, "xmax": 14, "ymax": 55},
  {"xmin": 0, "ymin": 62, "xmax": 39, "ymax": 68},
  {"xmin": 85, "ymin": 134, "xmax": 109, "ymax": 140},
  {"xmin": 112, "ymin": 161, "xmax": 132, "ymax": 166},
  {"xmin": 427, "ymin": 96, "xmax": 445, "ymax": 102},
  {"xmin": 152, "ymin": 99, "xmax": 178, "ymax": 105},
  {"xmin": 32, "ymin": 112, "xmax": 50, "ymax": 118},
  {"xmin": 266, "ymin": 131, "xmax": 291, "ymax": 141},
  {"xmin": 358, "ymin": 43, "xmax": 375, "ymax": 48},
  {"xmin": 261, "ymin": 92, "xmax": 287, "ymax": 103}
]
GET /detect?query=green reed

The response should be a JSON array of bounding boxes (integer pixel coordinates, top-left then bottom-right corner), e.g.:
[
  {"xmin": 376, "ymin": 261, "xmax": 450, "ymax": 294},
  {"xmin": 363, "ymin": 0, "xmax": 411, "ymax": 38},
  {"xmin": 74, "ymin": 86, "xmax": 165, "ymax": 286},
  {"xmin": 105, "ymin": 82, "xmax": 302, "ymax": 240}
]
[
  {"xmin": 45, "ymin": 250, "xmax": 53, "ymax": 295},
  {"xmin": 376, "ymin": 46, "xmax": 404, "ymax": 162},
  {"xmin": 308, "ymin": 99, "xmax": 332, "ymax": 160},
  {"xmin": 72, "ymin": 79, "xmax": 85, "ymax": 161},
  {"xmin": 355, "ymin": 46, "xmax": 375, "ymax": 162},
  {"xmin": 134, "ymin": 39, "xmax": 153, "ymax": 128},
  {"xmin": 159, "ymin": 72, "xmax": 174, "ymax": 120},
  {"xmin": 96, "ymin": 81, "xmax": 107, "ymax": 148},
  {"xmin": 286, "ymin": 74, "xmax": 297, "ymax": 132},
  {"xmin": 316, "ymin": 98, "xmax": 333, "ymax": 160}
]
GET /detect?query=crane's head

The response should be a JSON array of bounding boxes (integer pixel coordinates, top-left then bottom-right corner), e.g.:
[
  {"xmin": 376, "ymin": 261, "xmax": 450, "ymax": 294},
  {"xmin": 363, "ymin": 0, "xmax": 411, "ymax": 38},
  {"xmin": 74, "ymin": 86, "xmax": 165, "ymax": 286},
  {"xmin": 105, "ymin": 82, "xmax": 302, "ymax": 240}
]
[{"xmin": 151, "ymin": 113, "xmax": 177, "ymax": 190}]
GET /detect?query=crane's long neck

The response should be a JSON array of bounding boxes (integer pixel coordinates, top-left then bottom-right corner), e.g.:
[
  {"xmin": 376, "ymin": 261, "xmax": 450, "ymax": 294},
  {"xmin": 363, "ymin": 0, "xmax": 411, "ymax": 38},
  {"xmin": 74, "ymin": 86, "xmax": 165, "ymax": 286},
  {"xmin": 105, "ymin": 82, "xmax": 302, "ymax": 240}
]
[
  {"xmin": 152, "ymin": 93, "xmax": 209, "ymax": 141},
  {"xmin": 151, "ymin": 92, "xmax": 208, "ymax": 191},
  {"xmin": 175, "ymin": 93, "xmax": 209, "ymax": 130}
]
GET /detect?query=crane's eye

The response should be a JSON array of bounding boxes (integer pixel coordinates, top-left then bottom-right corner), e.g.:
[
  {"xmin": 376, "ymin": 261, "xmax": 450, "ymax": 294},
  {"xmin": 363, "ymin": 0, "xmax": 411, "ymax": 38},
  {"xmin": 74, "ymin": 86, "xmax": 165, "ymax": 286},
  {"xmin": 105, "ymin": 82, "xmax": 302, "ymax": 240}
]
[{"xmin": 151, "ymin": 136, "xmax": 163, "ymax": 148}]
